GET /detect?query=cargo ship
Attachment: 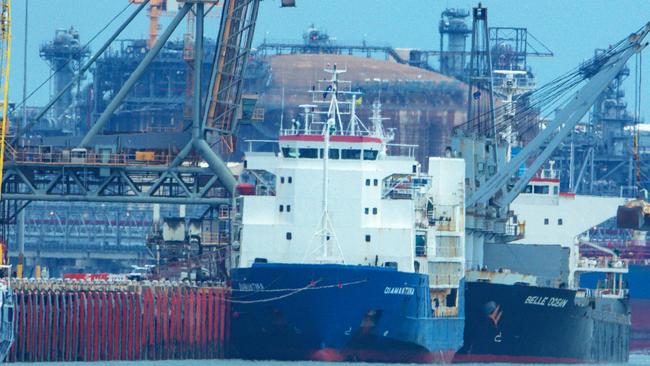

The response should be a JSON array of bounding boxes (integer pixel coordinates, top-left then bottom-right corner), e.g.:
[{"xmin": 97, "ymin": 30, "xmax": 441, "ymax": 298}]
[
  {"xmin": 580, "ymin": 217, "xmax": 650, "ymax": 352},
  {"xmin": 229, "ymin": 67, "xmax": 466, "ymax": 363},
  {"xmin": 582, "ymin": 262, "xmax": 650, "ymax": 352},
  {"xmin": 455, "ymin": 169, "xmax": 631, "ymax": 363}
]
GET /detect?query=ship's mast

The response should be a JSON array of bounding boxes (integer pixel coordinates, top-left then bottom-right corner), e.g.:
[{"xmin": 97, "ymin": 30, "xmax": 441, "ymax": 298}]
[
  {"xmin": 324, "ymin": 64, "xmax": 345, "ymax": 133},
  {"xmin": 304, "ymin": 65, "xmax": 346, "ymax": 263},
  {"xmin": 349, "ymin": 94, "xmax": 357, "ymax": 135},
  {"xmin": 320, "ymin": 117, "xmax": 334, "ymax": 258},
  {"xmin": 369, "ymin": 99, "xmax": 391, "ymax": 156},
  {"xmin": 493, "ymin": 69, "xmax": 531, "ymax": 156}
]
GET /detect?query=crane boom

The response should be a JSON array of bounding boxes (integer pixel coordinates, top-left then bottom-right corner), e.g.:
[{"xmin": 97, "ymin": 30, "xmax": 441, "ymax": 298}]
[
  {"xmin": 203, "ymin": 0, "xmax": 260, "ymax": 152},
  {"xmin": 467, "ymin": 24, "xmax": 650, "ymax": 209}
]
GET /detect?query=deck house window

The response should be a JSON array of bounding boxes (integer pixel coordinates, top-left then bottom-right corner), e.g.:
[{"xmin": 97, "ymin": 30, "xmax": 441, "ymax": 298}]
[
  {"xmin": 341, "ymin": 149, "xmax": 361, "ymax": 160},
  {"xmin": 282, "ymin": 147, "xmax": 299, "ymax": 158},
  {"xmin": 534, "ymin": 185, "xmax": 549, "ymax": 194},
  {"xmin": 363, "ymin": 150, "xmax": 378, "ymax": 160},
  {"xmin": 299, "ymin": 148, "xmax": 318, "ymax": 159}
]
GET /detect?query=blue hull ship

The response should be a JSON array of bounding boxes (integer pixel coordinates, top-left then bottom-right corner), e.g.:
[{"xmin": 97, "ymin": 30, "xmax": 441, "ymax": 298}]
[
  {"xmin": 230, "ymin": 263, "xmax": 463, "ymax": 363},
  {"xmin": 230, "ymin": 67, "xmax": 467, "ymax": 363}
]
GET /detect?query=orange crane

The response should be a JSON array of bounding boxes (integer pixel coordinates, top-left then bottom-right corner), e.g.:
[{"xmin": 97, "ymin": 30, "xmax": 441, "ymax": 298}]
[{"xmin": 130, "ymin": 0, "xmax": 165, "ymax": 49}]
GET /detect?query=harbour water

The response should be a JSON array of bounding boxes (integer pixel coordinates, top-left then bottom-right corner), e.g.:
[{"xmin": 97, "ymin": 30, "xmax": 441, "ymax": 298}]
[{"xmin": 9, "ymin": 353, "xmax": 650, "ymax": 366}]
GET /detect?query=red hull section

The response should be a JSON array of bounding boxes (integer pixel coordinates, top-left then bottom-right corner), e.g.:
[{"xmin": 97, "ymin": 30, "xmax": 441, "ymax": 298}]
[
  {"xmin": 311, "ymin": 348, "xmax": 456, "ymax": 363},
  {"xmin": 7, "ymin": 281, "xmax": 229, "ymax": 362}
]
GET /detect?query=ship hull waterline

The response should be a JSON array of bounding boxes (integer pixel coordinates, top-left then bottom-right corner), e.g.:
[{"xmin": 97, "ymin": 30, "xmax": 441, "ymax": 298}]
[
  {"xmin": 454, "ymin": 281, "xmax": 630, "ymax": 363},
  {"xmin": 230, "ymin": 263, "xmax": 463, "ymax": 363}
]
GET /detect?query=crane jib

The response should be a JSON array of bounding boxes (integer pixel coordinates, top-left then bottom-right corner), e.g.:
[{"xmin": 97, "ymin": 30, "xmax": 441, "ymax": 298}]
[{"xmin": 466, "ymin": 23, "xmax": 650, "ymax": 208}]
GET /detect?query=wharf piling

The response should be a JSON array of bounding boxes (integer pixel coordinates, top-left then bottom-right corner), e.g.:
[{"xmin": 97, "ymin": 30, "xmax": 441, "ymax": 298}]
[{"xmin": 6, "ymin": 279, "xmax": 230, "ymax": 362}]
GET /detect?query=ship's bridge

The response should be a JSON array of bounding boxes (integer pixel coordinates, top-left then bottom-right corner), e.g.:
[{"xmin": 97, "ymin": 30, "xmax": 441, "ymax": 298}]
[
  {"xmin": 279, "ymin": 134, "xmax": 383, "ymax": 161},
  {"xmin": 523, "ymin": 177, "xmax": 561, "ymax": 197},
  {"xmin": 518, "ymin": 165, "xmax": 577, "ymax": 204}
]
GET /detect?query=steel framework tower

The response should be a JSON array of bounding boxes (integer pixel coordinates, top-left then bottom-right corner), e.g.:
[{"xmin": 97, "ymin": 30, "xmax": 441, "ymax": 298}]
[{"xmin": 466, "ymin": 4, "xmax": 496, "ymax": 136}]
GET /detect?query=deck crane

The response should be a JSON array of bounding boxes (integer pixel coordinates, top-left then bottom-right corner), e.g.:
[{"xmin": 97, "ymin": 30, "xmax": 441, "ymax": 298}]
[{"xmin": 455, "ymin": 23, "xmax": 650, "ymax": 267}]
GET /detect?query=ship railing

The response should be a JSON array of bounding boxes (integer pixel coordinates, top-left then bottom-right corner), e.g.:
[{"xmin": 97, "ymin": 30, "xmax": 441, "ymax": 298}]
[
  {"xmin": 594, "ymin": 274, "xmax": 628, "ymax": 298},
  {"xmin": 10, "ymin": 277, "xmax": 228, "ymax": 291},
  {"xmin": 279, "ymin": 128, "xmax": 378, "ymax": 137},
  {"xmin": 200, "ymin": 232, "xmax": 230, "ymax": 246},
  {"xmin": 435, "ymin": 246, "xmax": 461, "ymax": 258},
  {"xmin": 8, "ymin": 149, "xmax": 180, "ymax": 166},
  {"xmin": 576, "ymin": 257, "xmax": 628, "ymax": 270},
  {"xmin": 429, "ymin": 274, "xmax": 461, "ymax": 287},
  {"xmin": 142, "ymin": 125, "xmax": 184, "ymax": 133},
  {"xmin": 435, "ymin": 221, "xmax": 457, "ymax": 232},
  {"xmin": 432, "ymin": 306, "xmax": 458, "ymax": 317},
  {"xmin": 594, "ymin": 288, "xmax": 628, "ymax": 298},
  {"xmin": 382, "ymin": 184, "xmax": 414, "ymax": 200},
  {"xmin": 504, "ymin": 222, "xmax": 525, "ymax": 238}
]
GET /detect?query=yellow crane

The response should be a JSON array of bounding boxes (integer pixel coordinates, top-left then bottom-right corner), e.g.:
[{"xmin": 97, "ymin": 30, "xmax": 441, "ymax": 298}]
[
  {"xmin": 0, "ymin": 0, "xmax": 11, "ymax": 201},
  {"xmin": 0, "ymin": 0, "xmax": 9, "ymax": 268}
]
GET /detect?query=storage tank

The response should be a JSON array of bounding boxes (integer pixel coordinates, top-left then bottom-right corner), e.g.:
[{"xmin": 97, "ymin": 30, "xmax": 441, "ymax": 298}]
[{"xmin": 238, "ymin": 54, "xmax": 467, "ymax": 168}]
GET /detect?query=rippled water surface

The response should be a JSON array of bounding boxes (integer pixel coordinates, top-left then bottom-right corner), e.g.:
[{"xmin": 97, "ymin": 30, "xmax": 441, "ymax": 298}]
[{"xmin": 11, "ymin": 353, "xmax": 650, "ymax": 366}]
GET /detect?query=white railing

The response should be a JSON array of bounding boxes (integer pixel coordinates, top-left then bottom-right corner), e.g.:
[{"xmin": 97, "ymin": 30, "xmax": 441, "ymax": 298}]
[{"xmin": 429, "ymin": 274, "xmax": 462, "ymax": 287}]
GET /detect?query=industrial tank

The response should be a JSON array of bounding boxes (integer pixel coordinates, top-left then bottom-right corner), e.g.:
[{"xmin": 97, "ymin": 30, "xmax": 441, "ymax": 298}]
[{"xmin": 239, "ymin": 54, "xmax": 467, "ymax": 168}]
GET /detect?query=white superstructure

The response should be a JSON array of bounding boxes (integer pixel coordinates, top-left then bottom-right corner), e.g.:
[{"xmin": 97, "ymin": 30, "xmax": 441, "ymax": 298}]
[
  {"xmin": 232, "ymin": 66, "xmax": 466, "ymax": 305},
  {"xmin": 508, "ymin": 168, "xmax": 627, "ymax": 288},
  {"xmin": 512, "ymin": 175, "xmax": 625, "ymax": 248}
]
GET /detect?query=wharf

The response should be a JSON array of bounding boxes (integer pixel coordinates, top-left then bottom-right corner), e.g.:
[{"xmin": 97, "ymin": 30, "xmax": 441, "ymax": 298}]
[{"xmin": 6, "ymin": 279, "xmax": 230, "ymax": 362}]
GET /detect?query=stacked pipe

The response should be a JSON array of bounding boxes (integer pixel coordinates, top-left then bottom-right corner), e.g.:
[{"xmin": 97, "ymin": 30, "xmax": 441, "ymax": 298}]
[{"xmin": 7, "ymin": 279, "xmax": 230, "ymax": 362}]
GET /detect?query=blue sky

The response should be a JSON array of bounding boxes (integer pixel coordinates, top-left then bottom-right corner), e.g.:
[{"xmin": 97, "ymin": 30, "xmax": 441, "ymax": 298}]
[{"xmin": 8, "ymin": 0, "xmax": 650, "ymax": 119}]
